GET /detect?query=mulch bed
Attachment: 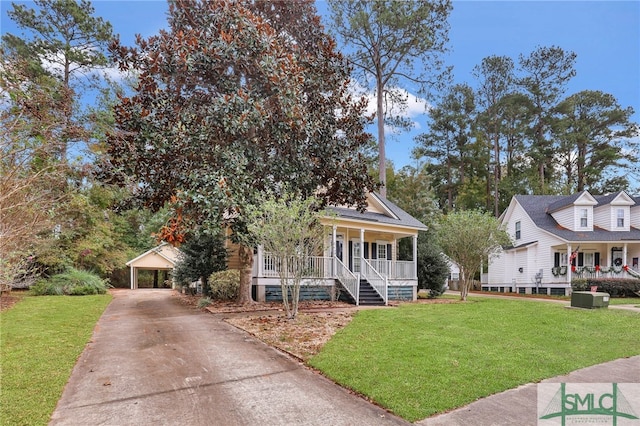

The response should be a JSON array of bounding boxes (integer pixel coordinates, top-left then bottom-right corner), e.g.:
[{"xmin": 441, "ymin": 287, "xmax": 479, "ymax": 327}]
[{"xmin": 0, "ymin": 294, "xmax": 22, "ymax": 312}]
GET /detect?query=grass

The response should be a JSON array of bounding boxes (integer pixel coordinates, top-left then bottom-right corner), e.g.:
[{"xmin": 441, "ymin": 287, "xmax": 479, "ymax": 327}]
[
  {"xmin": 608, "ymin": 297, "xmax": 640, "ymax": 305},
  {"xmin": 309, "ymin": 298, "xmax": 640, "ymax": 422},
  {"xmin": 0, "ymin": 294, "xmax": 112, "ymax": 425}
]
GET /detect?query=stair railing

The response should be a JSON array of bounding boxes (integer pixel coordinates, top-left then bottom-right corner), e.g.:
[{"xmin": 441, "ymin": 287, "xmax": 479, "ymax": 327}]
[
  {"xmin": 334, "ymin": 257, "xmax": 359, "ymax": 306},
  {"xmin": 361, "ymin": 257, "xmax": 387, "ymax": 305}
]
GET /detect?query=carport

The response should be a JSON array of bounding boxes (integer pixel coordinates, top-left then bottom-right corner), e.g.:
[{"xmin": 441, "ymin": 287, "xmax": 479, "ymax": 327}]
[{"xmin": 126, "ymin": 243, "xmax": 181, "ymax": 289}]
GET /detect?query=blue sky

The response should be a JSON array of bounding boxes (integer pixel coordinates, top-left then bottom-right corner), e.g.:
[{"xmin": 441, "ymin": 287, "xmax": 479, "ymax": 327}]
[{"xmin": 2, "ymin": 0, "xmax": 639, "ymax": 171}]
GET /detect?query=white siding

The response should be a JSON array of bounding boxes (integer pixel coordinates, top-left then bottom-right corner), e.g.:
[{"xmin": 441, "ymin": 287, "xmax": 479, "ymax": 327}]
[
  {"xmin": 507, "ymin": 202, "xmax": 536, "ymax": 244},
  {"xmin": 632, "ymin": 205, "xmax": 640, "ymax": 229},
  {"xmin": 488, "ymin": 249, "xmax": 507, "ymax": 284},
  {"xmin": 550, "ymin": 207, "xmax": 574, "ymax": 231},
  {"xmin": 593, "ymin": 206, "xmax": 610, "ymax": 230}
]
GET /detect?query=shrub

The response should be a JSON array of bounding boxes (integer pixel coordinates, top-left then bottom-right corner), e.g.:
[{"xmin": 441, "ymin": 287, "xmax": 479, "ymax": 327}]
[
  {"xmin": 209, "ymin": 270, "xmax": 240, "ymax": 301},
  {"xmin": 416, "ymin": 231, "xmax": 449, "ymax": 298},
  {"xmin": 197, "ymin": 297, "xmax": 212, "ymax": 308},
  {"xmin": 31, "ymin": 268, "xmax": 109, "ymax": 296},
  {"xmin": 572, "ymin": 278, "xmax": 640, "ymax": 297}
]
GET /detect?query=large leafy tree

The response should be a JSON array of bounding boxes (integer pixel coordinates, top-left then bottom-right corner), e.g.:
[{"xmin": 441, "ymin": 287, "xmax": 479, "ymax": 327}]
[
  {"xmin": 518, "ymin": 46, "xmax": 576, "ymax": 193},
  {"xmin": 553, "ymin": 90, "xmax": 638, "ymax": 193},
  {"xmin": 328, "ymin": 0, "xmax": 452, "ymax": 197},
  {"xmin": 103, "ymin": 0, "xmax": 376, "ymax": 304},
  {"xmin": 472, "ymin": 55, "xmax": 516, "ymax": 216},
  {"xmin": 435, "ymin": 210, "xmax": 510, "ymax": 301},
  {"xmin": 0, "ymin": 52, "xmax": 67, "ymax": 285},
  {"xmin": 3, "ymin": 0, "xmax": 114, "ymax": 161},
  {"xmin": 414, "ymin": 83, "xmax": 478, "ymax": 211}
]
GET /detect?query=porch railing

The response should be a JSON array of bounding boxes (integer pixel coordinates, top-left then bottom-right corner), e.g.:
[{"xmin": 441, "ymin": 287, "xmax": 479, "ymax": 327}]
[
  {"xmin": 334, "ymin": 258, "xmax": 359, "ymax": 305},
  {"xmin": 260, "ymin": 254, "xmax": 332, "ymax": 279},
  {"xmin": 369, "ymin": 260, "xmax": 415, "ymax": 279},
  {"xmin": 361, "ymin": 258, "xmax": 387, "ymax": 305},
  {"xmin": 551, "ymin": 266, "xmax": 640, "ymax": 280}
]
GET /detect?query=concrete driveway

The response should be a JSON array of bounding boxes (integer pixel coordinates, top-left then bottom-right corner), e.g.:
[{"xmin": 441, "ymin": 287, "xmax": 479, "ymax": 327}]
[{"xmin": 50, "ymin": 289, "xmax": 409, "ymax": 426}]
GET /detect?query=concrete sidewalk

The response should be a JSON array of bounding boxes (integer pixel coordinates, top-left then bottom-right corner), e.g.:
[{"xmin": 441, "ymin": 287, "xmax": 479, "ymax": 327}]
[
  {"xmin": 418, "ymin": 355, "xmax": 640, "ymax": 426},
  {"xmin": 50, "ymin": 289, "xmax": 409, "ymax": 426}
]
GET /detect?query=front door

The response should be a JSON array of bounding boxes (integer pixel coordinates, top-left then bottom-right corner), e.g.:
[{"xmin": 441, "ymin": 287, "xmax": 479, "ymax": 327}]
[
  {"xmin": 335, "ymin": 235, "xmax": 344, "ymax": 262},
  {"xmin": 612, "ymin": 247, "xmax": 623, "ymax": 268},
  {"xmin": 352, "ymin": 240, "xmax": 361, "ymax": 273}
]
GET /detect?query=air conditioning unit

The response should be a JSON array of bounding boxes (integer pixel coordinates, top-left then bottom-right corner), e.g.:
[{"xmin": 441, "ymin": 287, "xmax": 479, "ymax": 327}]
[{"xmin": 571, "ymin": 291, "xmax": 610, "ymax": 309}]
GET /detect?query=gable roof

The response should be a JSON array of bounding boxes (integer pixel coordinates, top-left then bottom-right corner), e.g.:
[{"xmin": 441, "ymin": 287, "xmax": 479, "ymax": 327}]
[
  {"xmin": 327, "ymin": 193, "xmax": 427, "ymax": 231},
  {"xmin": 515, "ymin": 194, "xmax": 640, "ymax": 242},
  {"xmin": 594, "ymin": 191, "xmax": 635, "ymax": 206},
  {"xmin": 126, "ymin": 242, "xmax": 181, "ymax": 267},
  {"xmin": 546, "ymin": 191, "xmax": 597, "ymax": 213}
]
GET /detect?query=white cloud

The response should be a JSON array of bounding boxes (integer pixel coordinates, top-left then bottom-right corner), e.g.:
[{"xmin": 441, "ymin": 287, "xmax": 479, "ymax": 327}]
[{"xmin": 348, "ymin": 81, "xmax": 430, "ymax": 132}]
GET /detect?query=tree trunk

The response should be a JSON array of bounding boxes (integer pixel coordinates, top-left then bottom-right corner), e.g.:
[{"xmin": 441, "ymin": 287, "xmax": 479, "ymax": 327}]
[
  {"xmin": 459, "ymin": 266, "xmax": 467, "ymax": 301},
  {"xmin": 377, "ymin": 72, "xmax": 386, "ymax": 198},
  {"xmin": 237, "ymin": 245, "xmax": 255, "ymax": 304}
]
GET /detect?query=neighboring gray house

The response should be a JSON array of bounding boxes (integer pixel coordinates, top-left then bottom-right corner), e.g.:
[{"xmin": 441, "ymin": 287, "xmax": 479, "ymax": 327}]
[{"xmin": 487, "ymin": 191, "xmax": 640, "ymax": 295}]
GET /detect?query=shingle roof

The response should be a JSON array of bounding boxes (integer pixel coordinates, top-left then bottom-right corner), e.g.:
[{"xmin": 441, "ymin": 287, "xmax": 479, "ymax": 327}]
[
  {"xmin": 515, "ymin": 194, "xmax": 640, "ymax": 242},
  {"xmin": 327, "ymin": 193, "xmax": 428, "ymax": 231}
]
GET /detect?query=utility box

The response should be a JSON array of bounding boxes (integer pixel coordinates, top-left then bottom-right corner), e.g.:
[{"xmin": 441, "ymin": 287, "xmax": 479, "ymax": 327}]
[{"xmin": 571, "ymin": 291, "xmax": 610, "ymax": 309}]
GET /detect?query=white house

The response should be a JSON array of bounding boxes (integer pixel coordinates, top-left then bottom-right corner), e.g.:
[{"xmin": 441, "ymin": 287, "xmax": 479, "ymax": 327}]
[{"xmin": 487, "ymin": 191, "xmax": 640, "ymax": 295}]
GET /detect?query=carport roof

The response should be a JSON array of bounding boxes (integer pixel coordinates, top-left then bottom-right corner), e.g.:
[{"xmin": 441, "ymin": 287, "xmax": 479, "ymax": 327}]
[{"xmin": 126, "ymin": 242, "xmax": 181, "ymax": 269}]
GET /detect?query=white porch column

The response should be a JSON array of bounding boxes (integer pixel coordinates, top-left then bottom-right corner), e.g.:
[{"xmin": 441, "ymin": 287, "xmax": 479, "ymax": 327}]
[
  {"xmin": 359, "ymin": 228, "xmax": 365, "ymax": 261},
  {"xmin": 257, "ymin": 245, "xmax": 264, "ymax": 278},
  {"xmin": 624, "ymin": 243, "xmax": 628, "ymax": 267},
  {"xmin": 332, "ymin": 225, "xmax": 337, "ymax": 276},
  {"xmin": 413, "ymin": 234, "xmax": 418, "ymax": 279},
  {"xmin": 566, "ymin": 244, "xmax": 572, "ymax": 284},
  {"xmin": 130, "ymin": 266, "xmax": 134, "ymax": 289}
]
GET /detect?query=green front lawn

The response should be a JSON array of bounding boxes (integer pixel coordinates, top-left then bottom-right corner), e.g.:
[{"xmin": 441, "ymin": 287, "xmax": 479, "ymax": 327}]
[
  {"xmin": 309, "ymin": 298, "xmax": 640, "ymax": 422},
  {"xmin": 0, "ymin": 294, "xmax": 111, "ymax": 425}
]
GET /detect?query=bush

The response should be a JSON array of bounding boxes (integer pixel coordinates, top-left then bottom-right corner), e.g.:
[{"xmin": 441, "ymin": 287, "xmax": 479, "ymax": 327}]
[
  {"xmin": 416, "ymin": 231, "xmax": 449, "ymax": 298},
  {"xmin": 197, "ymin": 297, "xmax": 212, "ymax": 308},
  {"xmin": 572, "ymin": 278, "xmax": 640, "ymax": 297},
  {"xmin": 31, "ymin": 268, "xmax": 109, "ymax": 296},
  {"xmin": 209, "ymin": 270, "xmax": 240, "ymax": 301}
]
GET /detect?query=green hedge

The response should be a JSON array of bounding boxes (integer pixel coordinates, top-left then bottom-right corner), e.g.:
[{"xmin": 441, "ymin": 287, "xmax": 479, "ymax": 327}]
[{"xmin": 572, "ymin": 278, "xmax": 640, "ymax": 297}]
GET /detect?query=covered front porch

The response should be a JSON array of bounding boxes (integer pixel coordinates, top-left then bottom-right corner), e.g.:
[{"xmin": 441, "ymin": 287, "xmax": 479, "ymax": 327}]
[
  {"xmin": 551, "ymin": 242, "xmax": 640, "ymax": 283},
  {"xmin": 251, "ymin": 224, "xmax": 419, "ymax": 305}
]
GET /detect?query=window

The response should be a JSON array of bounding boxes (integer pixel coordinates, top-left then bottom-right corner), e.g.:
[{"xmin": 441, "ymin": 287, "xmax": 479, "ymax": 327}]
[
  {"xmin": 515, "ymin": 221, "xmax": 521, "ymax": 240},
  {"xmin": 617, "ymin": 209, "xmax": 625, "ymax": 227},
  {"xmin": 377, "ymin": 243, "xmax": 387, "ymax": 260},
  {"xmin": 583, "ymin": 252, "xmax": 594, "ymax": 267},
  {"xmin": 580, "ymin": 209, "xmax": 588, "ymax": 227}
]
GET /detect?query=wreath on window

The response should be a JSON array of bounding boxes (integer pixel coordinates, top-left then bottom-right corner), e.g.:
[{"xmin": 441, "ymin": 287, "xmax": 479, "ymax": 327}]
[{"xmin": 614, "ymin": 258, "xmax": 623, "ymax": 266}]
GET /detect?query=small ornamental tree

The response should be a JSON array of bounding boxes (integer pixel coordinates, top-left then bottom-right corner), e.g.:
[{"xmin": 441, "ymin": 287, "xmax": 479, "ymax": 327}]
[
  {"xmin": 246, "ymin": 192, "xmax": 326, "ymax": 320},
  {"xmin": 435, "ymin": 210, "xmax": 511, "ymax": 301}
]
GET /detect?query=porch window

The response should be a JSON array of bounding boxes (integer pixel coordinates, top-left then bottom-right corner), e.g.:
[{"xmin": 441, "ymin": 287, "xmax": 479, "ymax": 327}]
[
  {"xmin": 583, "ymin": 252, "xmax": 594, "ymax": 267},
  {"xmin": 580, "ymin": 209, "xmax": 588, "ymax": 227},
  {"xmin": 377, "ymin": 242, "xmax": 387, "ymax": 260},
  {"xmin": 617, "ymin": 209, "xmax": 625, "ymax": 227},
  {"xmin": 515, "ymin": 221, "xmax": 521, "ymax": 240},
  {"xmin": 554, "ymin": 252, "xmax": 568, "ymax": 267}
]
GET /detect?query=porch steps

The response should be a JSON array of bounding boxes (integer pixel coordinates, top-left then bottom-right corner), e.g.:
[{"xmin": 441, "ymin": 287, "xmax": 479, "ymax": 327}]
[{"xmin": 357, "ymin": 279, "xmax": 385, "ymax": 306}]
